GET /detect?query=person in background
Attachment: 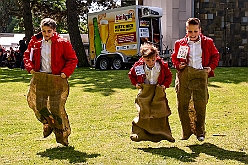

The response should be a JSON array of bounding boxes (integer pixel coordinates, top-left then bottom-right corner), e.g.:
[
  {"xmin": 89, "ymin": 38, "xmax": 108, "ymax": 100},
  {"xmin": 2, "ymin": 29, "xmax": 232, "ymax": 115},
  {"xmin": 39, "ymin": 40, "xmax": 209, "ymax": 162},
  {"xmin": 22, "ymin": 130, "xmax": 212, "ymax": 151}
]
[
  {"xmin": 6, "ymin": 47, "xmax": 16, "ymax": 69},
  {"xmin": 24, "ymin": 18, "xmax": 78, "ymax": 146},
  {"xmin": 19, "ymin": 36, "xmax": 28, "ymax": 70},
  {"xmin": 0, "ymin": 45, "xmax": 3, "ymax": 67},
  {"xmin": 171, "ymin": 18, "xmax": 219, "ymax": 142}
]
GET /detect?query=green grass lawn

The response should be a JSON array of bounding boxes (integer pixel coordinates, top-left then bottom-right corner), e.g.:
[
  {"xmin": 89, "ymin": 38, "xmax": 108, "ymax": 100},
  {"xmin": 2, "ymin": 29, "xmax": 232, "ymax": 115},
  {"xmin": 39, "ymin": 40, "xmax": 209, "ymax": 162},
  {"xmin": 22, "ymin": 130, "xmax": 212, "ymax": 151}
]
[{"xmin": 0, "ymin": 67, "xmax": 247, "ymax": 165}]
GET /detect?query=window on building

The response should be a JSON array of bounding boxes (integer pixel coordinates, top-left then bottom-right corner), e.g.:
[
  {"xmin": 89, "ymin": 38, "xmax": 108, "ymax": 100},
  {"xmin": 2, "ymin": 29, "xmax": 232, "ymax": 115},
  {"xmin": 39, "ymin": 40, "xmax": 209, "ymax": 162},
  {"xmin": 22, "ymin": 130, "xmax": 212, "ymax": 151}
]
[{"xmin": 121, "ymin": 0, "xmax": 143, "ymax": 6}]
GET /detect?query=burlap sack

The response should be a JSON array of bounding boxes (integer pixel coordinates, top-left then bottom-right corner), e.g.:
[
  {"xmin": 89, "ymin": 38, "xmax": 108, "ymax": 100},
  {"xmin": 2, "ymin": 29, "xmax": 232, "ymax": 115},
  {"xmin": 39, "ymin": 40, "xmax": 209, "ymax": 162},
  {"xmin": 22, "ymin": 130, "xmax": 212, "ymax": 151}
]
[
  {"xmin": 27, "ymin": 72, "xmax": 71, "ymax": 145},
  {"xmin": 175, "ymin": 66, "xmax": 208, "ymax": 139},
  {"xmin": 131, "ymin": 84, "xmax": 175, "ymax": 142}
]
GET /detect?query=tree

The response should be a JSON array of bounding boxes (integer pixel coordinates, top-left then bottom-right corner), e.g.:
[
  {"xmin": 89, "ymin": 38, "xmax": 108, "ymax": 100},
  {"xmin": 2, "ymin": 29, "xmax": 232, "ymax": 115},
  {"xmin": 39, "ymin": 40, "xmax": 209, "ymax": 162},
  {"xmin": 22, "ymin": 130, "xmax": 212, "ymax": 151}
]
[
  {"xmin": 0, "ymin": 0, "xmax": 22, "ymax": 32},
  {"xmin": 23, "ymin": 0, "xmax": 34, "ymax": 43},
  {"xmin": 66, "ymin": 0, "xmax": 89, "ymax": 67},
  {"xmin": 1, "ymin": 0, "xmax": 120, "ymax": 67}
]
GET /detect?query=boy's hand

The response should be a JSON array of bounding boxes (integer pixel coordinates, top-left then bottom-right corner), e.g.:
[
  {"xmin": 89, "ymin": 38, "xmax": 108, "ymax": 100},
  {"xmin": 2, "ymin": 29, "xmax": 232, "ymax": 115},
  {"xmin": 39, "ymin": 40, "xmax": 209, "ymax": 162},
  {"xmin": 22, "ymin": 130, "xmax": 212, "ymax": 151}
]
[
  {"xmin": 204, "ymin": 67, "xmax": 211, "ymax": 73},
  {"xmin": 157, "ymin": 84, "xmax": 166, "ymax": 90},
  {"xmin": 30, "ymin": 69, "xmax": 35, "ymax": 74},
  {"xmin": 136, "ymin": 84, "xmax": 142, "ymax": 89},
  {"xmin": 61, "ymin": 73, "xmax": 67, "ymax": 79}
]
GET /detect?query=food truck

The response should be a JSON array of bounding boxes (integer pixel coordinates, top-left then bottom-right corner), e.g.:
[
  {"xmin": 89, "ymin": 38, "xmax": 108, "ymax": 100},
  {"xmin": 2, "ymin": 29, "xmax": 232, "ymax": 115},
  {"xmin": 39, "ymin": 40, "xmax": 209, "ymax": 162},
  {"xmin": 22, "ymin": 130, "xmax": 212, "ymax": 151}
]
[{"xmin": 87, "ymin": 5, "xmax": 165, "ymax": 70}]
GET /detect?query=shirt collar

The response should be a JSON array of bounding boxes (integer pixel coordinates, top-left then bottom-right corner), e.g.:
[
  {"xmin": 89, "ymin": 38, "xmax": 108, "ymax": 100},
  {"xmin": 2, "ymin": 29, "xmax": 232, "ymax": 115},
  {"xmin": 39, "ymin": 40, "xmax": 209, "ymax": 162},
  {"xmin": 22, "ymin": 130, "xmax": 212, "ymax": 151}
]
[
  {"xmin": 187, "ymin": 36, "xmax": 201, "ymax": 43},
  {"xmin": 42, "ymin": 38, "xmax": 52, "ymax": 43}
]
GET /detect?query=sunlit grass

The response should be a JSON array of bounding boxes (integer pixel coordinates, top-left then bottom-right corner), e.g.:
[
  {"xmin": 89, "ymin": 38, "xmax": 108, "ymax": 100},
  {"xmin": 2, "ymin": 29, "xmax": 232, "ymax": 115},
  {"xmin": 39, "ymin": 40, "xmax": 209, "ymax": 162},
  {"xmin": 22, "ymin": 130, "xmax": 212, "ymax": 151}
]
[{"xmin": 0, "ymin": 67, "xmax": 247, "ymax": 164}]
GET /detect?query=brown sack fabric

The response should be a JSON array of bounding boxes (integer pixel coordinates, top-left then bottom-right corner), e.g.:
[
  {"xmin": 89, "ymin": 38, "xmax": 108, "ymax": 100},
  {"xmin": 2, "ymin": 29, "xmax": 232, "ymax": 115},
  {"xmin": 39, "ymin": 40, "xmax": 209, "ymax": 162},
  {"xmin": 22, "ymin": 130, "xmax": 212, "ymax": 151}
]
[
  {"xmin": 131, "ymin": 84, "xmax": 175, "ymax": 142},
  {"xmin": 175, "ymin": 66, "xmax": 208, "ymax": 139},
  {"xmin": 27, "ymin": 72, "xmax": 71, "ymax": 145}
]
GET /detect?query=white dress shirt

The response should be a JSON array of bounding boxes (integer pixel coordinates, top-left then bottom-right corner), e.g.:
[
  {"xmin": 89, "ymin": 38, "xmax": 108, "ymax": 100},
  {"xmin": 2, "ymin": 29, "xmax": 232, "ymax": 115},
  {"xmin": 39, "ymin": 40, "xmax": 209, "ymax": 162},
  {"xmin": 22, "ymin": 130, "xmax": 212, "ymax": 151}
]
[
  {"xmin": 188, "ymin": 37, "xmax": 203, "ymax": 69},
  {"xmin": 40, "ymin": 39, "xmax": 52, "ymax": 73},
  {"xmin": 144, "ymin": 62, "xmax": 161, "ymax": 84}
]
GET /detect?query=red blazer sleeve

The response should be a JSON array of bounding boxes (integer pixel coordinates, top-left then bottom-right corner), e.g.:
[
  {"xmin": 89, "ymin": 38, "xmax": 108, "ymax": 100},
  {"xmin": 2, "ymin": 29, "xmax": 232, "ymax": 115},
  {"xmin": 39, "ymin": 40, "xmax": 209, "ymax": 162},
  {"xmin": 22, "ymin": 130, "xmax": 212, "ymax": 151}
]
[
  {"xmin": 202, "ymin": 37, "xmax": 220, "ymax": 77},
  {"xmin": 159, "ymin": 61, "xmax": 172, "ymax": 88},
  {"xmin": 171, "ymin": 40, "xmax": 182, "ymax": 70},
  {"xmin": 208, "ymin": 40, "xmax": 219, "ymax": 71},
  {"xmin": 61, "ymin": 41, "xmax": 78, "ymax": 77},
  {"xmin": 128, "ymin": 62, "xmax": 139, "ymax": 86},
  {"xmin": 23, "ymin": 39, "xmax": 35, "ymax": 73}
]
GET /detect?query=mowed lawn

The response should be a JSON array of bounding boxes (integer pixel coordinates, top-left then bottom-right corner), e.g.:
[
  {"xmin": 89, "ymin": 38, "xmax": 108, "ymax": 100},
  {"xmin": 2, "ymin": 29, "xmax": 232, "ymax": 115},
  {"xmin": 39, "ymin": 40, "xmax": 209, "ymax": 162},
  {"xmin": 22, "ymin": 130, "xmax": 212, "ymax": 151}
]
[{"xmin": 0, "ymin": 67, "xmax": 247, "ymax": 165}]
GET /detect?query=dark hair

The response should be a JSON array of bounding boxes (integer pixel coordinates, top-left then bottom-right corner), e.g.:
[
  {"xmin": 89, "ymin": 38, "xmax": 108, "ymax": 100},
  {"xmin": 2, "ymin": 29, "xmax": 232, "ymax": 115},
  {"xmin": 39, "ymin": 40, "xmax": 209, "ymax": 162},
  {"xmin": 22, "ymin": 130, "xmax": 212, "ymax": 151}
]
[
  {"xmin": 40, "ymin": 18, "xmax": 57, "ymax": 30},
  {"xmin": 186, "ymin": 18, "xmax": 201, "ymax": 27},
  {"xmin": 140, "ymin": 43, "xmax": 159, "ymax": 58}
]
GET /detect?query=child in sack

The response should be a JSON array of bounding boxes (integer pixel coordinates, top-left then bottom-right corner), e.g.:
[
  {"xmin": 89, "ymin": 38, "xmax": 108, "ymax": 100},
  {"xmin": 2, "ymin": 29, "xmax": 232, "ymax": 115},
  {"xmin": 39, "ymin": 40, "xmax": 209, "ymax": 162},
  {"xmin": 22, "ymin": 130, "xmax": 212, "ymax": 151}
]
[{"xmin": 128, "ymin": 43, "xmax": 175, "ymax": 143}]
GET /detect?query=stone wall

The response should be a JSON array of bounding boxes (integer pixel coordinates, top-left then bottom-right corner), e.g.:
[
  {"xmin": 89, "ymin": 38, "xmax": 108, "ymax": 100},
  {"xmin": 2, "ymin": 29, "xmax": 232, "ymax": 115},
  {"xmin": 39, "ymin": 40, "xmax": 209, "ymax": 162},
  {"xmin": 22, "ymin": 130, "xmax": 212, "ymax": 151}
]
[{"xmin": 195, "ymin": 0, "xmax": 248, "ymax": 66}]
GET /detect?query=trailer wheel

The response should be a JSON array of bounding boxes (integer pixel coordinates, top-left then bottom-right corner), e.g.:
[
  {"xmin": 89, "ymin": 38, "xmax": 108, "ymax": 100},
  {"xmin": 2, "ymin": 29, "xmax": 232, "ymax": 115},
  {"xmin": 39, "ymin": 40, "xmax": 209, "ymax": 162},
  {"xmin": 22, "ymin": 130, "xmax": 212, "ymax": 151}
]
[
  {"xmin": 112, "ymin": 56, "xmax": 124, "ymax": 70},
  {"xmin": 98, "ymin": 57, "xmax": 110, "ymax": 70}
]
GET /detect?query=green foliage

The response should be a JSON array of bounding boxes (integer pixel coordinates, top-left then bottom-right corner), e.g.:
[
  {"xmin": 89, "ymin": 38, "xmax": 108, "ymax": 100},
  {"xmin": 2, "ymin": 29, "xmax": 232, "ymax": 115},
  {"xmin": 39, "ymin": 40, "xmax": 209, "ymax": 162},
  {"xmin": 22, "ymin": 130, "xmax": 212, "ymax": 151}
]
[
  {"xmin": 79, "ymin": 21, "xmax": 88, "ymax": 34},
  {"xmin": 0, "ymin": 0, "xmax": 120, "ymax": 33},
  {"xmin": 7, "ymin": 17, "xmax": 21, "ymax": 33},
  {"xmin": 0, "ymin": 67, "xmax": 248, "ymax": 164}
]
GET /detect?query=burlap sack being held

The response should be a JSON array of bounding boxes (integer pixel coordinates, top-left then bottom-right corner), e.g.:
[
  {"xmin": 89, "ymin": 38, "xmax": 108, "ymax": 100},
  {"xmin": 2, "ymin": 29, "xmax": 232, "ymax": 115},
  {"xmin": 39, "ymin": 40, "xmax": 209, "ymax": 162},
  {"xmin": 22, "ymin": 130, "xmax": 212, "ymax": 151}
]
[
  {"xmin": 175, "ymin": 66, "xmax": 208, "ymax": 139},
  {"xmin": 131, "ymin": 84, "xmax": 175, "ymax": 142},
  {"xmin": 27, "ymin": 72, "xmax": 71, "ymax": 145}
]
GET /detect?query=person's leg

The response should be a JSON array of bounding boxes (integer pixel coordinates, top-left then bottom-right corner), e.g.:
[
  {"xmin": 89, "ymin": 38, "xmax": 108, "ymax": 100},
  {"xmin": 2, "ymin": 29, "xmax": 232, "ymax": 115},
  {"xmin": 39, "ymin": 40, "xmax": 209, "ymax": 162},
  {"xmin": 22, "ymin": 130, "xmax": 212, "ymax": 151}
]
[
  {"xmin": 176, "ymin": 68, "xmax": 193, "ymax": 140},
  {"xmin": 20, "ymin": 53, "xmax": 24, "ymax": 69},
  {"xmin": 32, "ymin": 73, "xmax": 54, "ymax": 137},
  {"xmin": 48, "ymin": 76, "xmax": 70, "ymax": 146},
  {"xmin": 192, "ymin": 71, "xmax": 208, "ymax": 141},
  {"xmin": 0, "ymin": 55, "xmax": 2, "ymax": 67}
]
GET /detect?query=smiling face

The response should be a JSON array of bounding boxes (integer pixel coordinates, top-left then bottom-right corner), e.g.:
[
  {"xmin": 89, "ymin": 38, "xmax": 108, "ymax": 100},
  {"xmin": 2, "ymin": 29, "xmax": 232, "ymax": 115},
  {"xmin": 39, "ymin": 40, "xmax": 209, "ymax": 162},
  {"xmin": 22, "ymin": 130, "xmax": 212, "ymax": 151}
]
[
  {"xmin": 143, "ymin": 55, "xmax": 156, "ymax": 68},
  {"xmin": 41, "ymin": 26, "xmax": 55, "ymax": 41},
  {"xmin": 186, "ymin": 24, "xmax": 201, "ymax": 41}
]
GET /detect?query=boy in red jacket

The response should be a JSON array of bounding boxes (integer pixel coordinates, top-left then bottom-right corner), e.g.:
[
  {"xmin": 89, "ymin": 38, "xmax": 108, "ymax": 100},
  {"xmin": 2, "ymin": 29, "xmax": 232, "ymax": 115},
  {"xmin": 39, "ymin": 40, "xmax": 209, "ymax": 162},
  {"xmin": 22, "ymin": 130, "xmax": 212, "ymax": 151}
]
[
  {"xmin": 24, "ymin": 18, "xmax": 78, "ymax": 146},
  {"xmin": 128, "ymin": 43, "xmax": 175, "ymax": 143},
  {"xmin": 171, "ymin": 18, "xmax": 219, "ymax": 141}
]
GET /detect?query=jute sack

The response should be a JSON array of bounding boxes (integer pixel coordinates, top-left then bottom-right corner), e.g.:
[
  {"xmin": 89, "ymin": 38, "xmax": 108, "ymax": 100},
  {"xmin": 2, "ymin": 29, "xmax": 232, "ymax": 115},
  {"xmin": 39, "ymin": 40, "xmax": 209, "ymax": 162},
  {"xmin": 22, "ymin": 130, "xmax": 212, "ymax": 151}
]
[
  {"xmin": 175, "ymin": 66, "xmax": 208, "ymax": 138},
  {"xmin": 131, "ymin": 84, "xmax": 175, "ymax": 142},
  {"xmin": 27, "ymin": 72, "xmax": 71, "ymax": 145}
]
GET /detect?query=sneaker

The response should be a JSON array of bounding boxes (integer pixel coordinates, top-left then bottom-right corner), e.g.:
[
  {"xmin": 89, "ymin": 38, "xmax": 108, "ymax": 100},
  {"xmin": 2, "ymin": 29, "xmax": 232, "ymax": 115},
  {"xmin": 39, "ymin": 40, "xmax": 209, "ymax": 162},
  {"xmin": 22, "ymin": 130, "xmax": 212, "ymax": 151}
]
[
  {"xmin": 130, "ymin": 134, "xmax": 140, "ymax": 142},
  {"xmin": 197, "ymin": 136, "xmax": 205, "ymax": 142},
  {"xmin": 56, "ymin": 136, "xmax": 69, "ymax": 146}
]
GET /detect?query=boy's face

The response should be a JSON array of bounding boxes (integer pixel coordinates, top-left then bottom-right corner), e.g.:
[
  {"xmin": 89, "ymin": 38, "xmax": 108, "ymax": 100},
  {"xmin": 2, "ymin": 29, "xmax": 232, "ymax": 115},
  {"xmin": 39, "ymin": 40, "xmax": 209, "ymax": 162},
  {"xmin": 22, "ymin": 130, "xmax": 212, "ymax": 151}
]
[
  {"xmin": 186, "ymin": 24, "xmax": 201, "ymax": 41},
  {"xmin": 143, "ymin": 55, "xmax": 156, "ymax": 68},
  {"xmin": 41, "ymin": 26, "xmax": 55, "ymax": 41}
]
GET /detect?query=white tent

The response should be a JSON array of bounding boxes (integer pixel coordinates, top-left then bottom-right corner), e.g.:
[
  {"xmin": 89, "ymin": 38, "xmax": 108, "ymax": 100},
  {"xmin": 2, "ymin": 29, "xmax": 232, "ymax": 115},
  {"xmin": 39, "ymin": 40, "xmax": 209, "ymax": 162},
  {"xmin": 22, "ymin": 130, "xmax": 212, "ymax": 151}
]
[{"xmin": 0, "ymin": 33, "xmax": 25, "ymax": 50}]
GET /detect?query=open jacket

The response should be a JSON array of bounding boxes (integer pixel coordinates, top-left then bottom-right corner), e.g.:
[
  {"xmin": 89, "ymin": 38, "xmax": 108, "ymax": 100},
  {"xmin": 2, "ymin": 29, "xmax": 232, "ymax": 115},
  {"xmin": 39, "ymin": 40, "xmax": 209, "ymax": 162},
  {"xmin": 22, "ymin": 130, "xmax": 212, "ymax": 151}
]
[
  {"xmin": 24, "ymin": 32, "xmax": 78, "ymax": 78},
  {"xmin": 128, "ymin": 56, "xmax": 172, "ymax": 88},
  {"xmin": 171, "ymin": 33, "xmax": 219, "ymax": 77}
]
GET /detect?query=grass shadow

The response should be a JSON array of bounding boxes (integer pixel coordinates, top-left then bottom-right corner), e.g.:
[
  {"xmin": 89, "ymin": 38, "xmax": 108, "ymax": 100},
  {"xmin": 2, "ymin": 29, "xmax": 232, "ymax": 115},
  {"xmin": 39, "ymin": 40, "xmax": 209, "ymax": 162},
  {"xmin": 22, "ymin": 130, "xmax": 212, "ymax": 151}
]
[
  {"xmin": 208, "ymin": 67, "xmax": 248, "ymax": 84},
  {"xmin": 0, "ymin": 67, "xmax": 32, "ymax": 83},
  {"xmin": 187, "ymin": 142, "xmax": 248, "ymax": 164},
  {"xmin": 68, "ymin": 67, "xmax": 132, "ymax": 96},
  {"xmin": 136, "ymin": 146, "xmax": 196, "ymax": 162},
  {"xmin": 37, "ymin": 146, "xmax": 100, "ymax": 164},
  {"xmin": 169, "ymin": 67, "xmax": 248, "ymax": 88},
  {"xmin": 0, "ymin": 67, "xmax": 133, "ymax": 96},
  {"xmin": 1, "ymin": 67, "xmax": 247, "ymax": 95}
]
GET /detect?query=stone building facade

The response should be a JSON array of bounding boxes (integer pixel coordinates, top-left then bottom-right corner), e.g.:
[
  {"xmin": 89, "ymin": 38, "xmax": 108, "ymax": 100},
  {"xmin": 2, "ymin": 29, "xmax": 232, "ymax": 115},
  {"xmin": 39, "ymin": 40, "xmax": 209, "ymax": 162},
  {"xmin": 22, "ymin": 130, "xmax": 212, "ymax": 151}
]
[
  {"xmin": 122, "ymin": 0, "xmax": 248, "ymax": 66},
  {"xmin": 194, "ymin": 0, "xmax": 248, "ymax": 66}
]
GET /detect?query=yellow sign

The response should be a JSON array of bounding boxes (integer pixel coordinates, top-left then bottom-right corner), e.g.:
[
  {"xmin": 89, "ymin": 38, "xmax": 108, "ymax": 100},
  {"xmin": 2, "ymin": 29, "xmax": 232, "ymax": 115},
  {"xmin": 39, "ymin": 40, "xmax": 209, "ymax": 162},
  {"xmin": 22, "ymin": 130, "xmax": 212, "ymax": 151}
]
[{"xmin": 114, "ymin": 22, "xmax": 136, "ymax": 33}]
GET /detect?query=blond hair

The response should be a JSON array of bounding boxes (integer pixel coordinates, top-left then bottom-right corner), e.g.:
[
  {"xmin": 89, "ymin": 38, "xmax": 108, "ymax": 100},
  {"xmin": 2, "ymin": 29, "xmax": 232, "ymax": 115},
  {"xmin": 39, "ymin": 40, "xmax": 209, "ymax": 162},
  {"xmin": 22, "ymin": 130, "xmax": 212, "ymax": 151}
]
[
  {"xmin": 140, "ymin": 43, "xmax": 159, "ymax": 58},
  {"xmin": 40, "ymin": 18, "xmax": 57, "ymax": 30}
]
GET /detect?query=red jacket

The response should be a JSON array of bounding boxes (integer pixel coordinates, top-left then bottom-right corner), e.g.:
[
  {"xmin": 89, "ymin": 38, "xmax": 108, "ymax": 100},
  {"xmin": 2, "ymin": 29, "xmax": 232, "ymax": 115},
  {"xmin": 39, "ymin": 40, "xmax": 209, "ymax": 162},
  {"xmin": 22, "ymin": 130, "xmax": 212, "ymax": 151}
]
[
  {"xmin": 128, "ymin": 56, "xmax": 172, "ymax": 88},
  {"xmin": 171, "ymin": 33, "xmax": 219, "ymax": 77},
  {"xmin": 24, "ymin": 32, "xmax": 78, "ymax": 77}
]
